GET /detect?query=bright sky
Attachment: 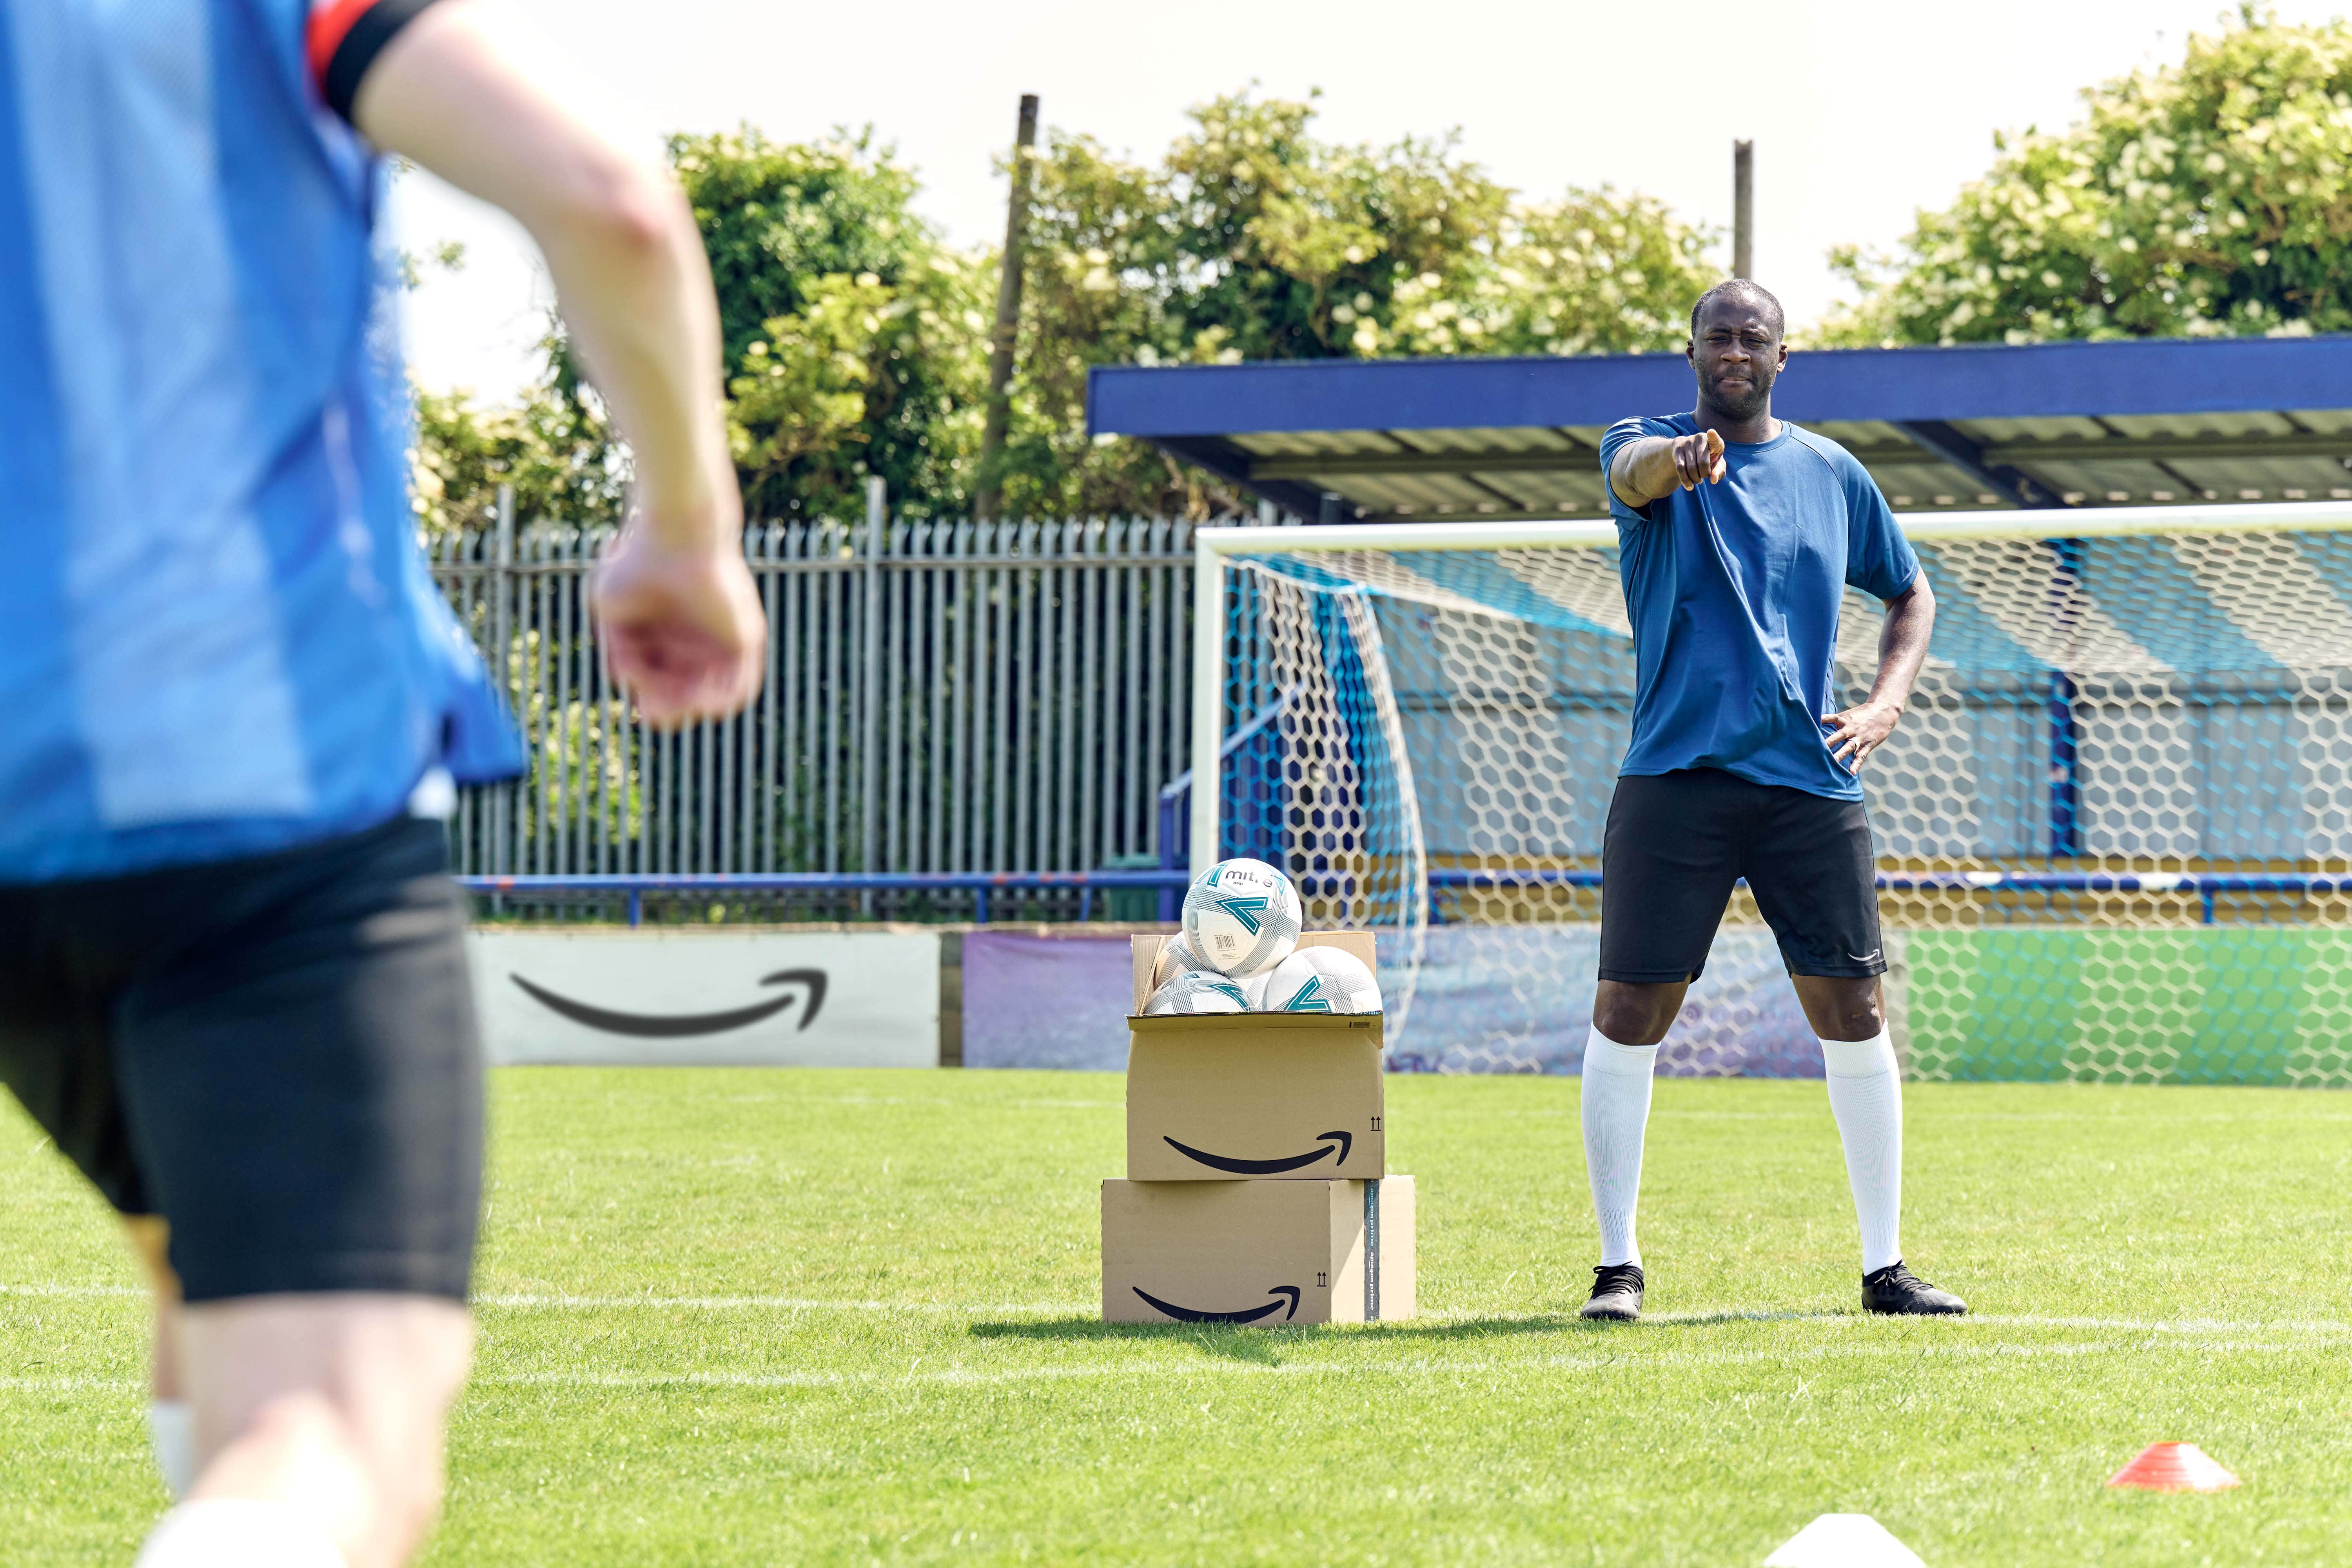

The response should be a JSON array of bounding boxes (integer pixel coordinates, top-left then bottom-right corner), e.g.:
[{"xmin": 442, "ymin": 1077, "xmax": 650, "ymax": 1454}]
[{"xmin": 394, "ymin": 0, "xmax": 2349, "ymax": 402}]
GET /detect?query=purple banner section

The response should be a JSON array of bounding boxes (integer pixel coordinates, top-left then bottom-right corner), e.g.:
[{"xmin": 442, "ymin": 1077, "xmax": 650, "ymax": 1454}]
[
  {"xmin": 960, "ymin": 927, "xmax": 1827, "ymax": 1077},
  {"xmin": 1379, "ymin": 926, "xmax": 1822, "ymax": 1077},
  {"xmin": 962, "ymin": 931, "xmax": 1135, "ymax": 1071}
]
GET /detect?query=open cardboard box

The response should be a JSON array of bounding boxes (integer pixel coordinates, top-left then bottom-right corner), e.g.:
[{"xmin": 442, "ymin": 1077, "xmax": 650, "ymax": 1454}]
[
  {"xmin": 1127, "ymin": 933, "xmax": 1385, "ymax": 1181},
  {"xmin": 1102, "ymin": 1175, "xmax": 1416, "ymax": 1325}
]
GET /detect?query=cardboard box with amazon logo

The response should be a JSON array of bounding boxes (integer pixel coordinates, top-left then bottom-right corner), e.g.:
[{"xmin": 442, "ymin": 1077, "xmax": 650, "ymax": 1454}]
[
  {"xmin": 1102, "ymin": 1173, "xmax": 1416, "ymax": 1325},
  {"xmin": 1102, "ymin": 929, "xmax": 1415, "ymax": 1325},
  {"xmin": 1125, "ymin": 932, "xmax": 1384, "ymax": 1182}
]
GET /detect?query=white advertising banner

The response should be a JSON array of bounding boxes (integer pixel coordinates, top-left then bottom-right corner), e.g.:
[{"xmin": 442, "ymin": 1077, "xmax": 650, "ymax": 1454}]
[{"xmin": 469, "ymin": 931, "xmax": 940, "ymax": 1067}]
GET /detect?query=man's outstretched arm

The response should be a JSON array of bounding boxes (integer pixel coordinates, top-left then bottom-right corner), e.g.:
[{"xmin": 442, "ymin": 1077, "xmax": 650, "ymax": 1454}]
[
  {"xmin": 354, "ymin": 3, "xmax": 764, "ymax": 727},
  {"xmin": 1823, "ymin": 574, "xmax": 1936, "ymax": 769},
  {"xmin": 1607, "ymin": 428, "xmax": 1726, "ymax": 509}
]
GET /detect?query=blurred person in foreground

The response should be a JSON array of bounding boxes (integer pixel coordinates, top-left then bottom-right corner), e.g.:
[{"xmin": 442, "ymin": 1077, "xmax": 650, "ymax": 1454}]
[{"xmin": 0, "ymin": 2, "xmax": 764, "ymax": 1563}]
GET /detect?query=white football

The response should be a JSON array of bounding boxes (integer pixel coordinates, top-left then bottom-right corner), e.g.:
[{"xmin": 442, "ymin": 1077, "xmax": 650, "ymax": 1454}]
[
  {"xmin": 1179, "ymin": 857, "xmax": 1302, "ymax": 977},
  {"xmin": 1150, "ymin": 933, "xmax": 1211, "ymax": 991},
  {"xmin": 1143, "ymin": 969, "xmax": 1254, "ymax": 1016},
  {"xmin": 1259, "ymin": 946, "xmax": 1382, "ymax": 1014}
]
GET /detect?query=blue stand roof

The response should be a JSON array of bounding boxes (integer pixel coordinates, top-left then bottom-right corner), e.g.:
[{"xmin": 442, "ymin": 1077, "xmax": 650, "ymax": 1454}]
[{"xmin": 1087, "ymin": 336, "xmax": 2352, "ymax": 520}]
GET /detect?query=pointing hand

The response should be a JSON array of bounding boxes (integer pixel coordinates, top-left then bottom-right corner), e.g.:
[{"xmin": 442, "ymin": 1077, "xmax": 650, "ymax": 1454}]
[{"xmin": 1673, "ymin": 428, "xmax": 1727, "ymax": 488}]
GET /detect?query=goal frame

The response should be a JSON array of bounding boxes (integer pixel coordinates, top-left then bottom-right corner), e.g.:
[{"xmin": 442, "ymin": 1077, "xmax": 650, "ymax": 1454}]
[{"xmin": 1187, "ymin": 498, "xmax": 2352, "ymax": 876}]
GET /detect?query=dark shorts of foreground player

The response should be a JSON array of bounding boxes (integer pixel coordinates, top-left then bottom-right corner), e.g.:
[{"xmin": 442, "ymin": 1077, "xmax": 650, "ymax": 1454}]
[
  {"xmin": 0, "ymin": 817, "xmax": 482, "ymax": 1303},
  {"xmin": 1599, "ymin": 767, "xmax": 1886, "ymax": 984}
]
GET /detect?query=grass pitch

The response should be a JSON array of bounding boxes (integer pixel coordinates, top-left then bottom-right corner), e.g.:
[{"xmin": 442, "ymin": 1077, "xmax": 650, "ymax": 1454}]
[{"xmin": 5, "ymin": 1069, "xmax": 2351, "ymax": 1565}]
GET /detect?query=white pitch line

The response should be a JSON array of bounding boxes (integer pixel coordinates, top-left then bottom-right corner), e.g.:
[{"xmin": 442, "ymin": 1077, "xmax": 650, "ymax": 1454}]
[
  {"xmin": 1, "ymin": 1333, "xmax": 2330, "ymax": 1402},
  {"xmin": 0, "ymin": 1284, "xmax": 1096, "ymax": 1316},
  {"xmin": 471, "ymin": 1335, "xmax": 2334, "ymax": 1394},
  {"xmin": 470, "ymin": 1301, "xmax": 2352, "ymax": 1336},
  {"xmin": 479, "ymin": 1293, "xmax": 1097, "ymax": 1316},
  {"xmin": 1965, "ymin": 1311, "xmax": 2352, "ymax": 1336},
  {"xmin": 1416, "ymin": 1305, "xmax": 2352, "ymax": 1336},
  {"xmin": 6, "ymin": 1334, "xmax": 2331, "ymax": 1401},
  {"xmin": 13, "ymin": 1284, "xmax": 2352, "ymax": 1341}
]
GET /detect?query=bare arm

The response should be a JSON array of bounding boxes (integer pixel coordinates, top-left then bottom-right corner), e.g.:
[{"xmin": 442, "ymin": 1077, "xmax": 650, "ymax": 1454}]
[
  {"xmin": 356, "ymin": 4, "xmax": 763, "ymax": 725},
  {"xmin": 1823, "ymin": 573, "xmax": 1936, "ymax": 769},
  {"xmin": 1607, "ymin": 428, "xmax": 1726, "ymax": 509}
]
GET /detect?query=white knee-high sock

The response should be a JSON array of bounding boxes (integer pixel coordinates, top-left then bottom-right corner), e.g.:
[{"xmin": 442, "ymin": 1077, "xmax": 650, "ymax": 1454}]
[
  {"xmin": 1581, "ymin": 1027, "xmax": 1660, "ymax": 1267},
  {"xmin": 135, "ymin": 1500, "xmax": 345, "ymax": 1567},
  {"xmin": 147, "ymin": 1400, "xmax": 194, "ymax": 1499},
  {"xmin": 1821, "ymin": 1030, "xmax": 1903, "ymax": 1274}
]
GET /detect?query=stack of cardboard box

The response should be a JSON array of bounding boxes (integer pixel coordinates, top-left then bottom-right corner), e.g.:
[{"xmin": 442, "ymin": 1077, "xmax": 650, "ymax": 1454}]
[{"xmin": 1102, "ymin": 931, "xmax": 1416, "ymax": 1325}]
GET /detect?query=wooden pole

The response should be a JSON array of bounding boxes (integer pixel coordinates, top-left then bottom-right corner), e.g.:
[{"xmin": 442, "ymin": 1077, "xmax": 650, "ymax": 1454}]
[
  {"xmin": 1732, "ymin": 140, "xmax": 1754, "ymax": 280},
  {"xmin": 975, "ymin": 94, "xmax": 1039, "ymax": 521}
]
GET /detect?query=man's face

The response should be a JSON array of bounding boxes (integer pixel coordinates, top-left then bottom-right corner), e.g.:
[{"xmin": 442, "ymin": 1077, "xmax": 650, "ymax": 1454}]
[{"xmin": 1687, "ymin": 299, "xmax": 1787, "ymax": 422}]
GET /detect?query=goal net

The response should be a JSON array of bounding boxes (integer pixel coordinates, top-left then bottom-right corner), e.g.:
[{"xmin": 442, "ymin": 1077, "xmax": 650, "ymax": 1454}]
[{"xmin": 1196, "ymin": 505, "xmax": 2352, "ymax": 1085}]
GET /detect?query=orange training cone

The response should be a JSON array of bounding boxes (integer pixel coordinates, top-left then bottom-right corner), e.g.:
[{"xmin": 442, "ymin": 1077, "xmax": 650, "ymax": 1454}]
[{"xmin": 2107, "ymin": 1443, "xmax": 2241, "ymax": 1492}]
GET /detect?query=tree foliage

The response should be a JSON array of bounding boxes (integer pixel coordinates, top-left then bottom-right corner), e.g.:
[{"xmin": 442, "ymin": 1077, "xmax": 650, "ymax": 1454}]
[
  {"xmin": 672, "ymin": 130, "xmax": 990, "ymax": 521},
  {"xmin": 998, "ymin": 92, "xmax": 1718, "ymax": 517},
  {"xmin": 410, "ymin": 360, "xmax": 622, "ymax": 546},
  {"xmin": 1824, "ymin": 9, "xmax": 2352, "ymax": 345},
  {"xmin": 414, "ymin": 94, "xmax": 1717, "ymax": 523}
]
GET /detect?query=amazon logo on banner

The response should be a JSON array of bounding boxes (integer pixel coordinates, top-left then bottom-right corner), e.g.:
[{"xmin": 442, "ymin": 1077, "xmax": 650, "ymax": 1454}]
[
  {"xmin": 1132, "ymin": 1285, "xmax": 1300, "ymax": 1323},
  {"xmin": 509, "ymin": 968, "xmax": 827, "ymax": 1038},
  {"xmin": 1162, "ymin": 1131, "xmax": 1351, "ymax": 1174}
]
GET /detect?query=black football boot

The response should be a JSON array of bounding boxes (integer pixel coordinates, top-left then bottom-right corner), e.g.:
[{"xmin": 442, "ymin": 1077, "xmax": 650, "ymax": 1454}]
[
  {"xmin": 1579, "ymin": 1262, "xmax": 1645, "ymax": 1322},
  {"xmin": 1862, "ymin": 1261, "xmax": 1967, "ymax": 1316}
]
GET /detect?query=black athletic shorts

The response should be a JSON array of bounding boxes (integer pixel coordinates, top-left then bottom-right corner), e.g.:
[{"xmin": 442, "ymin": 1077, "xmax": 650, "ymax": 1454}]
[
  {"xmin": 1598, "ymin": 767, "xmax": 1886, "ymax": 984},
  {"xmin": 0, "ymin": 817, "xmax": 482, "ymax": 1303}
]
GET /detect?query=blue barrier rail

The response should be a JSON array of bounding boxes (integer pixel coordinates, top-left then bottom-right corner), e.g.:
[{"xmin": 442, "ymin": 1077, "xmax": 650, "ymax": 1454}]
[
  {"xmin": 458, "ymin": 869, "xmax": 1193, "ymax": 926},
  {"xmin": 1430, "ymin": 867, "xmax": 2352, "ymax": 925},
  {"xmin": 463, "ymin": 867, "xmax": 2345, "ymax": 927}
]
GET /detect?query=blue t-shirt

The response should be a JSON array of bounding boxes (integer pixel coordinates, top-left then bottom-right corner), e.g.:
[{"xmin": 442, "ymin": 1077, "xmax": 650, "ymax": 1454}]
[
  {"xmin": 0, "ymin": 0, "xmax": 523, "ymax": 882},
  {"xmin": 1598, "ymin": 413, "xmax": 1920, "ymax": 802}
]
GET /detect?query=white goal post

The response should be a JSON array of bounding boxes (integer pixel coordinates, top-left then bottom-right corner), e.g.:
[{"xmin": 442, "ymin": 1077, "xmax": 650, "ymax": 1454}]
[
  {"xmin": 1188, "ymin": 499, "xmax": 2352, "ymax": 1082},
  {"xmin": 1191, "ymin": 498, "xmax": 2352, "ymax": 869}
]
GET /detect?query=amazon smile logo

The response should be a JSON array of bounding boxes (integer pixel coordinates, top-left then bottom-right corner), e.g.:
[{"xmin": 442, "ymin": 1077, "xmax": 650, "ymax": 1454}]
[
  {"xmin": 1163, "ymin": 1130, "xmax": 1350, "ymax": 1174},
  {"xmin": 1132, "ymin": 1285, "xmax": 1300, "ymax": 1323},
  {"xmin": 509, "ymin": 969, "xmax": 827, "ymax": 1038}
]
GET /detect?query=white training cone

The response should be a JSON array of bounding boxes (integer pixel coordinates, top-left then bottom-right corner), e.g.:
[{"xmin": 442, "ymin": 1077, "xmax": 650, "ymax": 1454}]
[{"xmin": 1762, "ymin": 1514, "xmax": 1926, "ymax": 1568}]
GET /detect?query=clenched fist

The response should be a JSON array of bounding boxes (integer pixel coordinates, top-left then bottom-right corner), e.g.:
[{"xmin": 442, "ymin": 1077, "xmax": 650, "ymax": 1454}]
[{"xmin": 592, "ymin": 526, "xmax": 768, "ymax": 729}]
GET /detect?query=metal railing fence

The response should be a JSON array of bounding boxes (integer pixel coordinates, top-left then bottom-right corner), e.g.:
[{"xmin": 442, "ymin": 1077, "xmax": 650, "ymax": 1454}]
[{"xmin": 430, "ymin": 491, "xmax": 1198, "ymax": 921}]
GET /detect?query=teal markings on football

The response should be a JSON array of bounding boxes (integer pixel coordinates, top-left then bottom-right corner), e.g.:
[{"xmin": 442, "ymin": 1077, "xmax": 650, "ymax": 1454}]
[{"xmin": 1215, "ymin": 895, "xmax": 1270, "ymax": 934}]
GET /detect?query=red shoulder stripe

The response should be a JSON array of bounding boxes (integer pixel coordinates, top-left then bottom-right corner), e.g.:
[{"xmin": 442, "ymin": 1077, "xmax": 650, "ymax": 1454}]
[{"xmin": 306, "ymin": 0, "xmax": 381, "ymax": 94}]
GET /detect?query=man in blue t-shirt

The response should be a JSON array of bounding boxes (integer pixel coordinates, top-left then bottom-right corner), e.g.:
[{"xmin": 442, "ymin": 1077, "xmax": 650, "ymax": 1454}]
[{"xmin": 1575, "ymin": 279, "xmax": 1965, "ymax": 1323}]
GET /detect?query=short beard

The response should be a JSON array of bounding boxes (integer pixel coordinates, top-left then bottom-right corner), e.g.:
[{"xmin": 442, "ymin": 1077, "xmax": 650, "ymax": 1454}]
[{"xmin": 1701, "ymin": 375, "xmax": 1771, "ymax": 424}]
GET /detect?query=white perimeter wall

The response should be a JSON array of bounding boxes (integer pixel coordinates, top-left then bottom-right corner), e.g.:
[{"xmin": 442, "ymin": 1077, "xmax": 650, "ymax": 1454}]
[{"xmin": 470, "ymin": 931, "xmax": 939, "ymax": 1067}]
